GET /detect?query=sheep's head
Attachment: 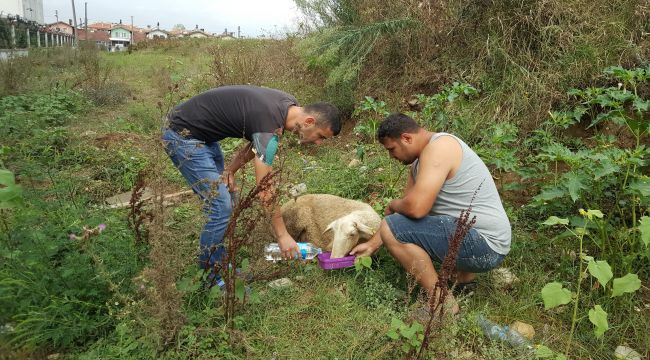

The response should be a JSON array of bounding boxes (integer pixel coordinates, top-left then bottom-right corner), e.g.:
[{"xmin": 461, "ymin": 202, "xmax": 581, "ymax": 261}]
[{"xmin": 324, "ymin": 211, "xmax": 376, "ymax": 259}]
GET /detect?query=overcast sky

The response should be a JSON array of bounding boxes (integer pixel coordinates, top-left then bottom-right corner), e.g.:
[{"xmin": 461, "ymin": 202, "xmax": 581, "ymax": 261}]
[{"xmin": 43, "ymin": 0, "xmax": 303, "ymax": 37}]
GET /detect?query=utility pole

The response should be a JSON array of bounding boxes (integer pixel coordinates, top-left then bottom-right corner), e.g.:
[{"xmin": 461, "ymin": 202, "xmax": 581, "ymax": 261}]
[
  {"xmin": 71, "ymin": 1, "xmax": 78, "ymax": 46},
  {"xmin": 84, "ymin": 2, "xmax": 88, "ymax": 41},
  {"xmin": 130, "ymin": 15, "xmax": 134, "ymax": 45}
]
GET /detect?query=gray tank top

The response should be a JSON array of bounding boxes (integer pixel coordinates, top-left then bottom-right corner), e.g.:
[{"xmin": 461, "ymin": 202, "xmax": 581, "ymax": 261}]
[{"xmin": 412, "ymin": 133, "xmax": 511, "ymax": 255}]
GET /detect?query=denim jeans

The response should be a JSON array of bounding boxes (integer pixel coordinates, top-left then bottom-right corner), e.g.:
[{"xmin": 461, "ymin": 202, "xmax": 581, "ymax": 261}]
[
  {"xmin": 162, "ymin": 128, "xmax": 232, "ymax": 269},
  {"xmin": 385, "ymin": 214, "xmax": 505, "ymax": 273}
]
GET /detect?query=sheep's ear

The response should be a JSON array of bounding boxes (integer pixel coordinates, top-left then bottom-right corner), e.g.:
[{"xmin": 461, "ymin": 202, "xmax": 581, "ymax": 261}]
[
  {"xmin": 355, "ymin": 221, "xmax": 375, "ymax": 237},
  {"xmin": 323, "ymin": 220, "xmax": 336, "ymax": 234}
]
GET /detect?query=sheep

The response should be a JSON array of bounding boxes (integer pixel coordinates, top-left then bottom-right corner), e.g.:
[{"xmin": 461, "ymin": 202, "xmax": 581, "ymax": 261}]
[{"xmin": 281, "ymin": 194, "xmax": 381, "ymax": 258}]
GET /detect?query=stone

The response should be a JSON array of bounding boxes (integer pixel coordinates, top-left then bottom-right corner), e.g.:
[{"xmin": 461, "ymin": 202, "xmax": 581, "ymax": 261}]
[
  {"xmin": 614, "ymin": 346, "xmax": 641, "ymax": 360},
  {"xmin": 268, "ymin": 278, "xmax": 293, "ymax": 289},
  {"xmin": 510, "ymin": 321, "xmax": 535, "ymax": 340},
  {"xmin": 348, "ymin": 158, "xmax": 362, "ymax": 167},
  {"xmin": 288, "ymin": 183, "xmax": 307, "ymax": 198},
  {"xmin": 491, "ymin": 267, "xmax": 519, "ymax": 289},
  {"xmin": 104, "ymin": 187, "xmax": 153, "ymax": 206}
]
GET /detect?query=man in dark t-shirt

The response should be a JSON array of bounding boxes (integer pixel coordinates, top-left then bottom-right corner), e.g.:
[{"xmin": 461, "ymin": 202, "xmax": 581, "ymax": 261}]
[{"xmin": 162, "ymin": 85, "xmax": 341, "ymax": 282}]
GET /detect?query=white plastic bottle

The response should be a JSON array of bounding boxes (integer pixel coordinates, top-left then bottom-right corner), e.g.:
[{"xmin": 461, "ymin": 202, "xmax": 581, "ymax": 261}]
[
  {"xmin": 477, "ymin": 315, "xmax": 532, "ymax": 349},
  {"xmin": 264, "ymin": 242, "xmax": 322, "ymax": 261}
]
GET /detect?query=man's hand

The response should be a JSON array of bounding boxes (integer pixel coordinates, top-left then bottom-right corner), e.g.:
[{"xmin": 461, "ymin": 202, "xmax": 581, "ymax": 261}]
[
  {"xmin": 384, "ymin": 200, "xmax": 396, "ymax": 216},
  {"xmin": 350, "ymin": 239, "xmax": 380, "ymax": 257},
  {"xmin": 222, "ymin": 170, "xmax": 237, "ymax": 192},
  {"xmin": 277, "ymin": 233, "xmax": 300, "ymax": 260}
]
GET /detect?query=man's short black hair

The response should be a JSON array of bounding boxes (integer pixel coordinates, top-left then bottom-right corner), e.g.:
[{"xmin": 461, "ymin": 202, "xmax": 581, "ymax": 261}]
[
  {"xmin": 305, "ymin": 102, "xmax": 342, "ymax": 136},
  {"xmin": 377, "ymin": 113, "xmax": 421, "ymax": 142}
]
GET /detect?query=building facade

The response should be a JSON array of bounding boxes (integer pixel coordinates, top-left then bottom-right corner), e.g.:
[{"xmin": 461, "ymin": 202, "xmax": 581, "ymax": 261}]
[{"xmin": 0, "ymin": 0, "xmax": 44, "ymax": 23}]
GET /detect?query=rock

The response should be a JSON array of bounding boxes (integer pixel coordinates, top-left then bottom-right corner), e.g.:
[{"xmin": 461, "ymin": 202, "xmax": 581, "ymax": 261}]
[
  {"xmin": 348, "ymin": 158, "xmax": 362, "ymax": 167},
  {"xmin": 104, "ymin": 187, "xmax": 154, "ymax": 207},
  {"xmin": 510, "ymin": 321, "xmax": 535, "ymax": 340},
  {"xmin": 47, "ymin": 354, "xmax": 61, "ymax": 360},
  {"xmin": 492, "ymin": 267, "xmax": 519, "ymax": 289},
  {"xmin": 268, "ymin": 278, "xmax": 293, "ymax": 289},
  {"xmin": 614, "ymin": 346, "xmax": 641, "ymax": 360},
  {"xmin": 288, "ymin": 183, "xmax": 307, "ymax": 198}
]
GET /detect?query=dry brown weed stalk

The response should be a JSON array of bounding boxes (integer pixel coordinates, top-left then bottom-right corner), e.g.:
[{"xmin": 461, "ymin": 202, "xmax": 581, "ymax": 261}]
[{"xmin": 414, "ymin": 182, "xmax": 482, "ymax": 359}]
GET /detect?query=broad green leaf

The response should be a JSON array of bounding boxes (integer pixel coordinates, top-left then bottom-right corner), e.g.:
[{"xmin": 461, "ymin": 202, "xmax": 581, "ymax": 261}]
[
  {"xmin": 390, "ymin": 317, "xmax": 404, "ymax": 330},
  {"xmin": 400, "ymin": 323, "xmax": 417, "ymax": 338},
  {"xmin": 633, "ymin": 98, "xmax": 649, "ymax": 112},
  {"xmin": 0, "ymin": 169, "xmax": 15, "ymax": 186},
  {"xmin": 176, "ymin": 277, "xmax": 200, "ymax": 292},
  {"xmin": 592, "ymin": 161, "xmax": 619, "ymax": 180},
  {"xmin": 0, "ymin": 185, "xmax": 23, "ymax": 209},
  {"xmin": 640, "ymin": 216, "xmax": 650, "ymax": 247},
  {"xmin": 565, "ymin": 172, "xmax": 588, "ymax": 202},
  {"xmin": 627, "ymin": 179, "xmax": 650, "ymax": 198},
  {"xmin": 386, "ymin": 328, "xmax": 399, "ymax": 340},
  {"xmin": 584, "ymin": 209, "xmax": 604, "ymax": 220},
  {"xmin": 542, "ymin": 216, "xmax": 569, "ymax": 226},
  {"xmin": 535, "ymin": 345, "xmax": 555, "ymax": 358},
  {"xmin": 534, "ymin": 187, "xmax": 566, "ymax": 202},
  {"xmin": 541, "ymin": 282, "xmax": 572, "ymax": 309},
  {"xmin": 235, "ymin": 279, "xmax": 245, "ymax": 301},
  {"xmin": 611, "ymin": 274, "xmax": 641, "ymax": 297},
  {"xmin": 360, "ymin": 256, "xmax": 372, "ymax": 268},
  {"xmin": 588, "ymin": 305, "xmax": 608, "ymax": 338},
  {"xmin": 240, "ymin": 258, "xmax": 250, "ymax": 271},
  {"xmin": 208, "ymin": 285, "xmax": 222, "ymax": 299}
]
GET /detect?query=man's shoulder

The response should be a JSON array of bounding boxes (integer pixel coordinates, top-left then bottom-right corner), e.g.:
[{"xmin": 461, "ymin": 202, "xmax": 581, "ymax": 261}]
[{"xmin": 423, "ymin": 134, "xmax": 462, "ymax": 156}]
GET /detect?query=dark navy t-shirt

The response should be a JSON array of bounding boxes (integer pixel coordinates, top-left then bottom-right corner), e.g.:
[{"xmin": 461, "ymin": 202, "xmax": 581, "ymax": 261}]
[{"xmin": 169, "ymin": 85, "xmax": 297, "ymax": 165}]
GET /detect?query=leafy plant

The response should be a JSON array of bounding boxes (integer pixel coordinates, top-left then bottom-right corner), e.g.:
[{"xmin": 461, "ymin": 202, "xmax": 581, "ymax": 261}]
[
  {"xmin": 386, "ymin": 317, "xmax": 424, "ymax": 354},
  {"xmin": 352, "ymin": 96, "xmax": 389, "ymax": 142},
  {"xmin": 475, "ymin": 122, "xmax": 520, "ymax": 189},
  {"xmin": 414, "ymin": 82, "xmax": 478, "ymax": 132},
  {"xmin": 541, "ymin": 209, "xmax": 642, "ymax": 357},
  {"xmin": 0, "ymin": 169, "xmax": 22, "ymax": 210}
]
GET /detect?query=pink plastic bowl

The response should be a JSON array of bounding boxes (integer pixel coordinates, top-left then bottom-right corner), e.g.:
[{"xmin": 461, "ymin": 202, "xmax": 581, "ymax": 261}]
[{"xmin": 317, "ymin": 252, "xmax": 356, "ymax": 270}]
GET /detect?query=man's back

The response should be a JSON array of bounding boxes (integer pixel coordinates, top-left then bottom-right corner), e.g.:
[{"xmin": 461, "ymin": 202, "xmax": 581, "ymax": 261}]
[{"xmin": 169, "ymin": 85, "xmax": 298, "ymax": 142}]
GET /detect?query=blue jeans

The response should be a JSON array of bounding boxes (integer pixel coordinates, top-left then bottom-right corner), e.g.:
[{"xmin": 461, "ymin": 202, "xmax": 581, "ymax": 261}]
[
  {"xmin": 162, "ymin": 128, "xmax": 232, "ymax": 269},
  {"xmin": 385, "ymin": 214, "xmax": 505, "ymax": 273}
]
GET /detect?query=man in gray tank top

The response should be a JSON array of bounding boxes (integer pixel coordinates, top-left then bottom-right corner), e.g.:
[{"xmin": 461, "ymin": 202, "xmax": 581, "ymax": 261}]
[{"xmin": 351, "ymin": 113, "xmax": 511, "ymax": 314}]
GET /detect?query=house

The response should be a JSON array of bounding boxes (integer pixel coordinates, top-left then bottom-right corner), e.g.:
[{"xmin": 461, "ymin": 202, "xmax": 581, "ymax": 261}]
[
  {"xmin": 216, "ymin": 28, "xmax": 237, "ymax": 40},
  {"xmin": 78, "ymin": 28, "xmax": 110, "ymax": 49},
  {"xmin": 47, "ymin": 21, "xmax": 74, "ymax": 35},
  {"xmin": 146, "ymin": 28, "xmax": 169, "ymax": 40},
  {"xmin": 0, "ymin": 0, "xmax": 44, "ymax": 24},
  {"xmin": 109, "ymin": 25, "xmax": 132, "ymax": 51},
  {"xmin": 188, "ymin": 30, "xmax": 210, "ymax": 38},
  {"xmin": 186, "ymin": 25, "xmax": 209, "ymax": 38}
]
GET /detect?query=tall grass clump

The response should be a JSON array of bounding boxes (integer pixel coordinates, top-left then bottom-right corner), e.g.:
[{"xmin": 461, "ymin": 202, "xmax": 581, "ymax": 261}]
[{"xmin": 296, "ymin": 0, "xmax": 648, "ymax": 129}]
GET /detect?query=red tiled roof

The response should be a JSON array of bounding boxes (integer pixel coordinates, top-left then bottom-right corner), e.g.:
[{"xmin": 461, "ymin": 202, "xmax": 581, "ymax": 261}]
[
  {"xmin": 78, "ymin": 30, "xmax": 110, "ymax": 42},
  {"xmin": 87, "ymin": 22, "xmax": 112, "ymax": 31}
]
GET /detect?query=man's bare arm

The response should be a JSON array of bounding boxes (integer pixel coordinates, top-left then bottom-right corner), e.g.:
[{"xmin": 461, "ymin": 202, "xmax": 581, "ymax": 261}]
[
  {"xmin": 222, "ymin": 143, "xmax": 255, "ymax": 191},
  {"xmin": 389, "ymin": 137, "xmax": 461, "ymax": 218},
  {"xmin": 253, "ymin": 157, "xmax": 300, "ymax": 259}
]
